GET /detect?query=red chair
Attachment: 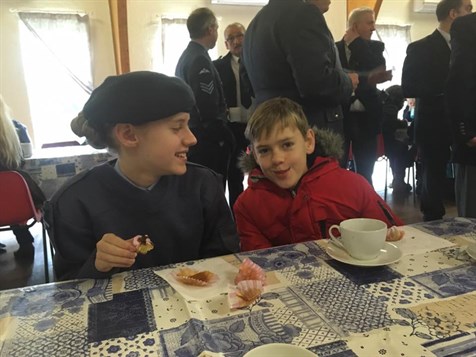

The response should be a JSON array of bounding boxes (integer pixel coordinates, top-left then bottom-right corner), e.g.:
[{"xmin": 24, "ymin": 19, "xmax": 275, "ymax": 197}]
[{"xmin": 0, "ymin": 171, "xmax": 50, "ymax": 283}]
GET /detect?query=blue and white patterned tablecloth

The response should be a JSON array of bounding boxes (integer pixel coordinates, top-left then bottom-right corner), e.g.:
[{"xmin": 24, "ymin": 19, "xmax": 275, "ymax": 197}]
[
  {"xmin": 22, "ymin": 146, "xmax": 115, "ymax": 198},
  {"xmin": 1, "ymin": 218, "xmax": 476, "ymax": 357}
]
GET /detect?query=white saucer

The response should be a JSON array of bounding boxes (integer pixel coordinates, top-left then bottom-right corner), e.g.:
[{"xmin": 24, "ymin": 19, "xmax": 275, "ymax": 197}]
[
  {"xmin": 244, "ymin": 343, "xmax": 317, "ymax": 357},
  {"xmin": 467, "ymin": 243, "xmax": 476, "ymax": 260},
  {"xmin": 326, "ymin": 242, "xmax": 402, "ymax": 267}
]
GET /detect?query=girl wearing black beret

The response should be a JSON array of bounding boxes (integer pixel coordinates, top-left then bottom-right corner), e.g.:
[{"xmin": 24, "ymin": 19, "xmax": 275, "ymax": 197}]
[{"xmin": 46, "ymin": 71, "xmax": 239, "ymax": 280}]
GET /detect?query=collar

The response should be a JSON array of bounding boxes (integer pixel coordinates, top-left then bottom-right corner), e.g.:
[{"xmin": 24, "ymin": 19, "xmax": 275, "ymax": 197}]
[
  {"xmin": 232, "ymin": 55, "xmax": 240, "ymax": 64},
  {"xmin": 191, "ymin": 40, "xmax": 209, "ymax": 52},
  {"xmin": 436, "ymin": 27, "xmax": 451, "ymax": 48},
  {"xmin": 114, "ymin": 160, "xmax": 158, "ymax": 191}
]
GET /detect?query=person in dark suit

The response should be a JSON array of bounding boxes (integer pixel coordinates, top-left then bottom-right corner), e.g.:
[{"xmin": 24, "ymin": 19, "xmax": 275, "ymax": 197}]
[
  {"xmin": 213, "ymin": 23, "xmax": 253, "ymax": 209},
  {"xmin": 306, "ymin": 0, "xmax": 332, "ymax": 14},
  {"xmin": 336, "ymin": 7, "xmax": 392, "ymax": 185},
  {"xmin": 402, "ymin": 0, "xmax": 473, "ymax": 221},
  {"xmin": 242, "ymin": 0, "xmax": 358, "ymax": 136},
  {"xmin": 175, "ymin": 8, "xmax": 234, "ymax": 189},
  {"xmin": 446, "ymin": 12, "xmax": 476, "ymax": 217}
]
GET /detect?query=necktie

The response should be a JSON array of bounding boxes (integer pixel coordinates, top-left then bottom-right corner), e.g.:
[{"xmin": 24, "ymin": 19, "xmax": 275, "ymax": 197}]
[{"xmin": 238, "ymin": 58, "xmax": 252, "ymax": 108}]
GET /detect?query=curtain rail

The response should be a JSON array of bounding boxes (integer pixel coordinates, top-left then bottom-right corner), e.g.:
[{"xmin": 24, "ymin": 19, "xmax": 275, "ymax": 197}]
[{"xmin": 9, "ymin": 8, "xmax": 87, "ymax": 16}]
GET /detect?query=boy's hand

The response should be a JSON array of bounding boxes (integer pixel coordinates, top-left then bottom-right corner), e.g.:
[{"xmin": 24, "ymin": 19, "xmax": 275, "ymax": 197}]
[{"xmin": 95, "ymin": 233, "xmax": 138, "ymax": 272}]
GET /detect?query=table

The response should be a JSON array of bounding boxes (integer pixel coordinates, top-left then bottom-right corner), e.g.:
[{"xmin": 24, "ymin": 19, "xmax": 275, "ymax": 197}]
[
  {"xmin": 22, "ymin": 146, "xmax": 115, "ymax": 198},
  {"xmin": 1, "ymin": 217, "xmax": 476, "ymax": 356}
]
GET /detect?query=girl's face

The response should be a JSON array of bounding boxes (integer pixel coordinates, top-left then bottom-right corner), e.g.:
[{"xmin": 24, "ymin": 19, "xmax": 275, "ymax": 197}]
[
  {"xmin": 131, "ymin": 112, "xmax": 197, "ymax": 178},
  {"xmin": 252, "ymin": 125, "xmax": 315, "ymax": 189}
]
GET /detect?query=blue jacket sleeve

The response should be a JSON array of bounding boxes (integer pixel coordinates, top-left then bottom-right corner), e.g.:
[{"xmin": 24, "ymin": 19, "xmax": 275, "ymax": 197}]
[{"xmin": 284, "ymin": 6, "xmax": 353, "ymax": 106}]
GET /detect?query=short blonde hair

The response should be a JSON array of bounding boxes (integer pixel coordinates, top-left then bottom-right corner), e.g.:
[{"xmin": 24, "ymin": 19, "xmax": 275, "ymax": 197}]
[
  {"xmin": 245, "ymin": 97, "xmax": 310, "ymax": 144},
  {"xmin": 348, "ymin": 7, "xmax": 374, "ymax": 28},
  {"xmin": 0, "ymin": 95, "xmax": 22, "ymax": 169}
]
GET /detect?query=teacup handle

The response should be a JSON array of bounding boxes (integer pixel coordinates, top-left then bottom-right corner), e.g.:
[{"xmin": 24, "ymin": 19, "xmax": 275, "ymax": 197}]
[{"xmin": 328, "ymin": 224, "xmax": 345, "ymax": 249}]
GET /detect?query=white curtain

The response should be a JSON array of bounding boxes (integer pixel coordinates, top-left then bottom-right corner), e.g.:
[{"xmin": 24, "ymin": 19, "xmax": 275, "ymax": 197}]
[
  {"xmin": 18, "ymin": 12, "xmax": 93, "ymax": 94},
  {"xmin": 152, "ymin": 17, "xmax": 219, "ymax": 76},
  {"xmin": 374, "ymin": 24, "xmax": 411, "ymax": 89},
  {"xmin": 155, "ymin": 18, "xmax": 189, "ymax": 76},
  {"xmin": 18, "ymin": 12, "xmax": 93, "ymax": 146}
]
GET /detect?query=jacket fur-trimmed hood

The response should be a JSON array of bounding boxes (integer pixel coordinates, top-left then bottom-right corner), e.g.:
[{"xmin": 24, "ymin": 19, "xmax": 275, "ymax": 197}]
[{"xmin": 238, "ymin": 128, "xmax": 344, "ymax": 173}]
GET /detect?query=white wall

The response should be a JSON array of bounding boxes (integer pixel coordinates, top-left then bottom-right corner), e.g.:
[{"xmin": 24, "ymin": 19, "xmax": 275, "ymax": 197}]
[
  {"xmin": 0, "ymin": 0, "xmax": 438, "ymax": 143},
  {"xmin": 378, "ymin": 0, "xmax": 438, "ymax": 41}
]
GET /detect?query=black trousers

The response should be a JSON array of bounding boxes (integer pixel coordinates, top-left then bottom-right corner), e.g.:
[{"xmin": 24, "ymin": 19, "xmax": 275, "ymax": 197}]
[
  {"xmin": 12, "ymin": 225, "xmax": 34, "ymax": 246},
  {"xmin": 189, "ymin": 123, "xmax": 235, "ymax": 190},
  {"xmin": 419, "ymin": 142, "xmax": 451, "ymax": 221},
  {"xmin": 227, "ymin": 122, "xmax": 248, "ymax": 210},
  {"xmin": 344, "ymin": 112, "xmax": 378, "ymax": 185},
  {"xmin": 384, "ymin": 136, "xmax": 414, "ymax": 183}
]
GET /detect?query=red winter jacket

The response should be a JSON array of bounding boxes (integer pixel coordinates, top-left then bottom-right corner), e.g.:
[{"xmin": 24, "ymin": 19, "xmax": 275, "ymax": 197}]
[{"xmin": 234, "ymin": 155, "xmax": 403, "ymax": 252}]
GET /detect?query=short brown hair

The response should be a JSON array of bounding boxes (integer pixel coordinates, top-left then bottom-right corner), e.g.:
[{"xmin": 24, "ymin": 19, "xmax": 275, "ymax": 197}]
[
  {"xmin": 436, "ymin": 0, "xmax": 463, "ymax": 21},
  {"xmin": 245, "ymin": 97, "xmax": 310, "ymax": 143}
]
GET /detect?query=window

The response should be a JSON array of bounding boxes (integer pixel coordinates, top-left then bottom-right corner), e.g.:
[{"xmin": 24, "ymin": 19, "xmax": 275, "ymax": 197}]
[
  {"xmin": 18, "ymin": 12, "xmax": 93, "ymax": 147},
  {"xmin": 374, "ymin": 24, "xmax": 411, "ymax": 89},
  {"xmin": 152, "ymin": 17, "xmax": 218, "ymax": 76}
]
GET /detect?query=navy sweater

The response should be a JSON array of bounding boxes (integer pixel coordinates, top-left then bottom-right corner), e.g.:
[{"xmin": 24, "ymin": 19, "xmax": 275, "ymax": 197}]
[{"xmin": 47, "ymin": 160, "xmax": 239, "ymax": 280}]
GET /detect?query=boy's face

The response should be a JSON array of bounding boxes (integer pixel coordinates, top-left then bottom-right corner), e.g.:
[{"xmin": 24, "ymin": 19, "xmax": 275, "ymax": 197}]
[
  {"xmin": 252, "ymin": 125, "xmax": 315, "ymax": 189},
  {"xmin": 133, "ymin": 112, "xmax": 197, "ymax": 177}
]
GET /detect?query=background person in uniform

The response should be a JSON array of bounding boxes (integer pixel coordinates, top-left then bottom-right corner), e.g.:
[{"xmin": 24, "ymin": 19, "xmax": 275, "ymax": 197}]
[
  {"xmin": 336, "ymin": 7, "xmax": 392, "ymax": 185},
  {"xmin": 176, "ymin": 8, "xmax": 234, "ymax": 189},
  {"xmin": 213, "ymin": 22, "xmax": 253, "ymax": 209},
  {"xmin": 446, "ymin": 12, "xmax": 476, "ymax": 217},
  {"xmin": 306, "ymin": 0, "xmax": 332, "ymax": 13},
  {"xmin": 402, "ymin": 0, "xmax": 473, "ymax": 221},
  {"xmin": 242, "ymin": 0, "xmax": 357, "ymax": 135}
]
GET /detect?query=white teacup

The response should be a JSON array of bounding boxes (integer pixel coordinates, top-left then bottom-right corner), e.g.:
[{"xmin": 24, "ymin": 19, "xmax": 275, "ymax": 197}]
[
  {"xmin": 244, "ymin": 343, "xmax": 316, "ymax": 357},
  {"xmin": 328, "ymin": 218, "xmax": 387, "ymax": 260}
]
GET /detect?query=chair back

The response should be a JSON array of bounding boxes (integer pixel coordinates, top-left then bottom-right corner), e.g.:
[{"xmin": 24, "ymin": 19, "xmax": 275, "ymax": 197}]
[
  {"xmin": 41, "ymin": 141, "xmax": 80, "ymax": 149},
  {"xmin": 0, "ymin": 171, "xmax": 41, "ymax": 226}
]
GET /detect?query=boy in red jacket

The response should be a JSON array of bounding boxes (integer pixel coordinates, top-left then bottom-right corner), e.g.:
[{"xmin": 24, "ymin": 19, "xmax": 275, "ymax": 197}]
[{"xmin": 234, "ymin": 97, "xmax": 403, "ymax": 252}]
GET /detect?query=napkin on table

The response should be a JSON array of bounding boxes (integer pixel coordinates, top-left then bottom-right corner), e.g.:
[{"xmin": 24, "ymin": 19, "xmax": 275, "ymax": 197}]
[
  {"xmin": 394, "ymin": 226, "xmax": 455, "ymax": 256},
  {"xmin": 154, "ymin": 257, "xmax": 238, "ymax": 301}
]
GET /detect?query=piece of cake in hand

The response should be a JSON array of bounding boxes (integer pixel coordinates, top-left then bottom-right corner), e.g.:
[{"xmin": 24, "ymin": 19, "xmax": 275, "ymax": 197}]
[{"xmin": 136, "ymin": 234, "xmax": 154, "ymax": 254}]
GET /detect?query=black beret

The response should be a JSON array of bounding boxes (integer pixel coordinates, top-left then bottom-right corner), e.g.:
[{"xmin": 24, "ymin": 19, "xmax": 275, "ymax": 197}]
[{"xmin": 83, "ymin": 71, "xmax": 195, "ymax": 127}]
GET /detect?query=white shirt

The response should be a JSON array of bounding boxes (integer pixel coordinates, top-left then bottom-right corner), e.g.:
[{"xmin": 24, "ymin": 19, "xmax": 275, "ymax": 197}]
[
  {"xmin": 229, "ymin": 55, "xmax": 250, "ymax": 123},
  {"xmin": 344, "ymin": 43, "xmax": 366, "ymax": 112},
  {"xmin": 437, "ymin": 27, "xmax": 451, "ymax": 49}
]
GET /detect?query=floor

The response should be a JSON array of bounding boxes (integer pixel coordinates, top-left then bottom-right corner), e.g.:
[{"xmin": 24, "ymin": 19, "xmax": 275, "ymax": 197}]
[{"xmin": 0, "ymin": 160, "xmax": 457, "ymax": 291}]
